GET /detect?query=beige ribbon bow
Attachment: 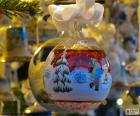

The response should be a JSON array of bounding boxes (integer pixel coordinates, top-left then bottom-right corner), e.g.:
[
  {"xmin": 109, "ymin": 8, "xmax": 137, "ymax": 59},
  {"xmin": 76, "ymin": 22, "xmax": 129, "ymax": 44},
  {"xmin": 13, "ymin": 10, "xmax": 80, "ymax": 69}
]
[{"xmin": 48, "ymin": 0, "xmax": 104, "ymax": 33}]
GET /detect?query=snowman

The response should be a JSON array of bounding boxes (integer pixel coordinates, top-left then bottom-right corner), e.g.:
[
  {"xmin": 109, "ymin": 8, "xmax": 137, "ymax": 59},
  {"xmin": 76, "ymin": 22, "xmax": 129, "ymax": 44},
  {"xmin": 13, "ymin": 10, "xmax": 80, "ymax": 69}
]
[{"xmin": 101, "ymin": 64, "xmax": 110, "ymax": 84}]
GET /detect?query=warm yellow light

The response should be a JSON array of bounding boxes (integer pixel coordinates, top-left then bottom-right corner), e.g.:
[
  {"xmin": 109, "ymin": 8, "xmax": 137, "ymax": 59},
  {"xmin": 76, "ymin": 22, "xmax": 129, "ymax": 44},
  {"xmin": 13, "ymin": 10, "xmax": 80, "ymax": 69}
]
[
  {"xmin": 34, "ymin": 47, "xmax": 42, "ymax": 55},
  {"xmin": 0, "ymin": 59, "xmax": 6, "ymax": 63},
  {"xmin": 8, "ymin": 25, "xmax": 12, "ymax": 28},
  {"xmin": 125, "ymin": 90, "xmax": 129, "ymax": 94},
  {"xmin": 21, "ymin": 0, "xmax": 33, "ymax": 2},
  {"xmin": 117, "ymin": 98, "xmax": 123, "ymax": 106},
  {"xmin": 61, "ymin": 31, "xmax": 65, "ymax": 35},
  {"xmin": 38, "ymin": 17, "xmax": 42, "ymax": 22},
  {"xmin": 119, "ymin": 0, "xmax": 137, "ymax": 4},
  {"xmin": 25, "ymin": 109, "xmax": 31, "ymax": 114}
]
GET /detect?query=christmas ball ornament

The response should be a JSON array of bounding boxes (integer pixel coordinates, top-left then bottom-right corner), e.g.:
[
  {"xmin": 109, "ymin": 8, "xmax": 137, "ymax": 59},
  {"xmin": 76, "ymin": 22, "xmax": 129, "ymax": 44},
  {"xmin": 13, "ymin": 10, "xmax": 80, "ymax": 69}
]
[
  {"xmin": 29, "ymin": 0, "xmax": 112, "ymax": 112},
  {"xmin": 0, "ymin": 26, "xmax": 31, "ymax": 62},
  {"xmin": 43, "ymin": 37, "xmax": 112, "ymax": 111},
  {"xmin": 29, "ymin": 36, "xmax": 112, "ymax": 111}
]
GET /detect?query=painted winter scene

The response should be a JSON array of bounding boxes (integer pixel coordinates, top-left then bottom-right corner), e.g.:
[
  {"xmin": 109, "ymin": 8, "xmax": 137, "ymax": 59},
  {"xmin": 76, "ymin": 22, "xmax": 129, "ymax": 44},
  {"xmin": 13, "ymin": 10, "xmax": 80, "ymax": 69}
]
[{"xmin": 44, "ymin": 49, "xmax": 112, "ymax": 102}]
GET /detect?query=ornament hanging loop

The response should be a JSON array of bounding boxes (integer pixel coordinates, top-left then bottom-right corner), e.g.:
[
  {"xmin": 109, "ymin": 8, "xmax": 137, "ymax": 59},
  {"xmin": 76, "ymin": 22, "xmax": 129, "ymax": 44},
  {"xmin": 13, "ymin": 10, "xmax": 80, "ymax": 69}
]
[{"xmin": 73, "ymin": 20, "xmax": 85, "ymax": 39}]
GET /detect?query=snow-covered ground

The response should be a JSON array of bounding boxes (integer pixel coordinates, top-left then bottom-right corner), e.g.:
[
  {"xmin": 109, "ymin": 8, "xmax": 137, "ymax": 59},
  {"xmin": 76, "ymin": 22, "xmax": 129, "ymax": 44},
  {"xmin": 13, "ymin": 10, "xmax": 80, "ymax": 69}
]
[{"xmin": 44, "ymin": 67, "xmax": 112, "ymax": 102}]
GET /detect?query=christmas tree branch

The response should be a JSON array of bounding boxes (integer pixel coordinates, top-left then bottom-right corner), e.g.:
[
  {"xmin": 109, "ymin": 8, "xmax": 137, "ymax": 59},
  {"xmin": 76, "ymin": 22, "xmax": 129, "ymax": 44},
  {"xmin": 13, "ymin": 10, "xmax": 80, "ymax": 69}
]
[{"xmin": 0, "ymin": 0, "xmax": 39, "ymax": 17}]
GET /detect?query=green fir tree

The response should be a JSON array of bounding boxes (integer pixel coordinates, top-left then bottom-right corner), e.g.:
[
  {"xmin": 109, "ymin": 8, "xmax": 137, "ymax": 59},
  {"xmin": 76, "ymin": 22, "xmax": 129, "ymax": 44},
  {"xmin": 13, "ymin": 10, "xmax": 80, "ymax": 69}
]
[
  {"xmin": 53, "ymin": 50, "xmax": 72, "ymax": 92},
  {"xmin": 0, "ymin": 0, "xmax": 39, "ymax": 18}
]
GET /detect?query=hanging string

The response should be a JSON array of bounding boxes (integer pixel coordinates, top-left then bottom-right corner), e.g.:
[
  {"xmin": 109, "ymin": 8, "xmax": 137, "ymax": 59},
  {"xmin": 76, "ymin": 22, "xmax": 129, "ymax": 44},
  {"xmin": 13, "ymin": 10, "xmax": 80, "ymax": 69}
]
[
  {"xmin": 138, "ymin": 0, "xmax": 140, "ymax": 53},
  {"xmin": 35, "ymin": 17, "xmax": 39, "ymax": 46}
]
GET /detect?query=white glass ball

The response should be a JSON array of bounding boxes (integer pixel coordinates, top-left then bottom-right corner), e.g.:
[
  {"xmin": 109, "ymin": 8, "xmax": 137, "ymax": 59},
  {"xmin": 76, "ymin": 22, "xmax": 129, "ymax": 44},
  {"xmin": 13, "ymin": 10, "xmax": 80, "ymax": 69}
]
[{"xmin": 29, "ymin": 37, "xmax": 112, "ymax": 111}]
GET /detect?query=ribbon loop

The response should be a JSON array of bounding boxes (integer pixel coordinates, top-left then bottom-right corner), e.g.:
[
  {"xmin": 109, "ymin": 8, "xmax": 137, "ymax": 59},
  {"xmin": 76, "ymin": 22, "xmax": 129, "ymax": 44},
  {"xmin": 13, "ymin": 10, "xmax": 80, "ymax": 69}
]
[{"xmin": 48, "ymin": 0, "xmax": 104, "ymax": 32}]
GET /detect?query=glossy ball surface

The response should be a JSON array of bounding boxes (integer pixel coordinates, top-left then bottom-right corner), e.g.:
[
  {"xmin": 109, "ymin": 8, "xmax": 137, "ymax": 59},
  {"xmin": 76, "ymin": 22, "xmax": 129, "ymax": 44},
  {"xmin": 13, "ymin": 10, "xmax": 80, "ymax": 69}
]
[{"xmin": 29, "ymin": 38, "xmax": 112, "ymax": 111}]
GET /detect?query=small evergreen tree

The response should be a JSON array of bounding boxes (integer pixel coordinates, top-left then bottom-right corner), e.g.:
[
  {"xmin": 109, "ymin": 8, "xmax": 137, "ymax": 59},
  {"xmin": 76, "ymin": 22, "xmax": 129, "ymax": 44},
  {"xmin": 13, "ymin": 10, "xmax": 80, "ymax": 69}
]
[{"xmin": 53, "ymin": 50, "xmax": 72, "ymax": 92}]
